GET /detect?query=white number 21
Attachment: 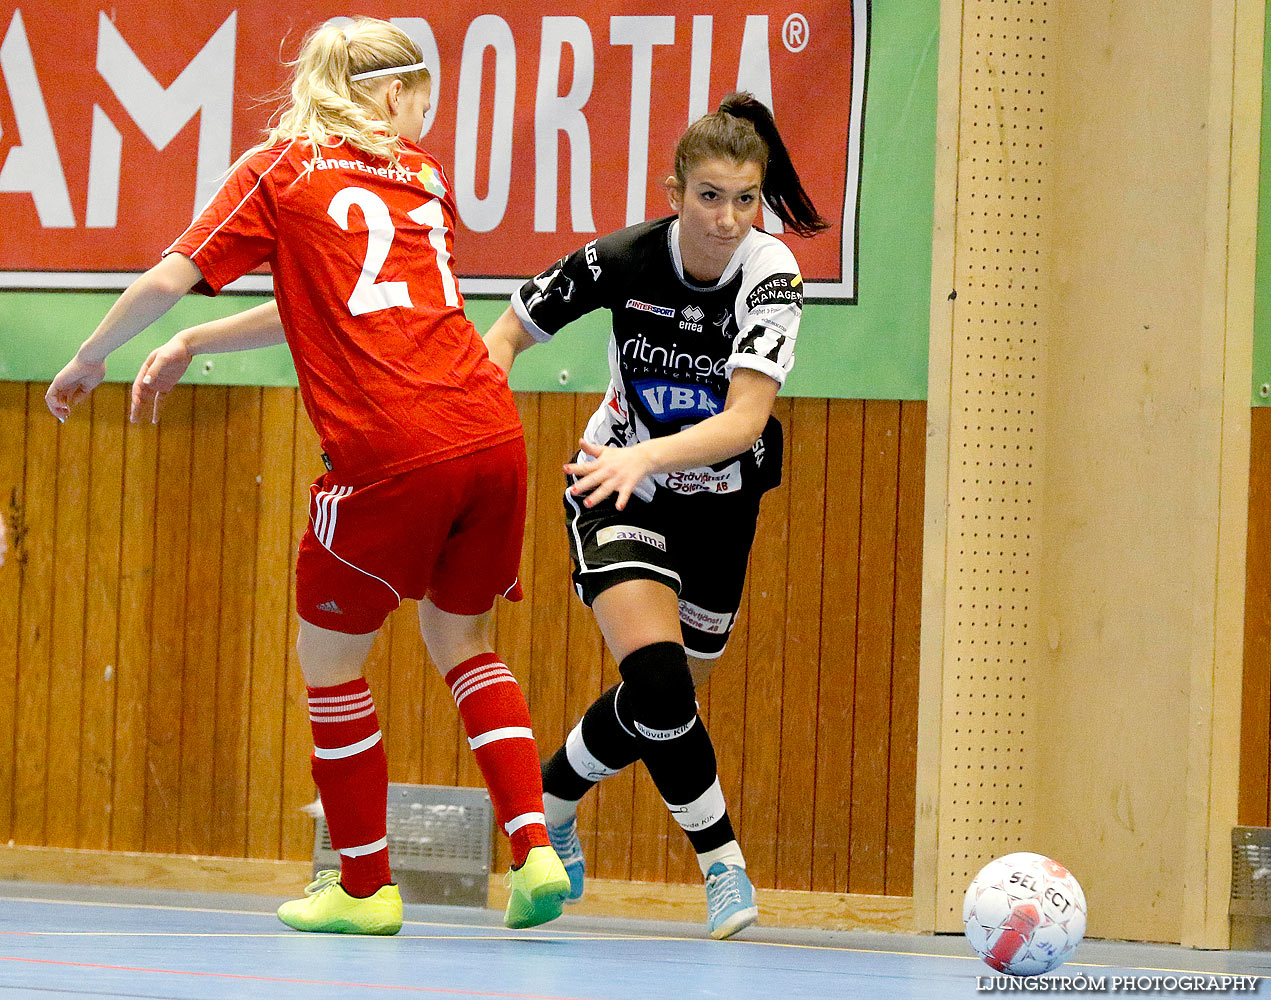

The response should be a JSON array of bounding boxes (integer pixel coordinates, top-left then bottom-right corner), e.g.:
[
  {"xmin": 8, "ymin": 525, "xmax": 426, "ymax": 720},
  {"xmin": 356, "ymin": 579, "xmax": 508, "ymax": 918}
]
[{"xmin": 326, "ymin": 186, "xmax": 459, "ymax": 317}]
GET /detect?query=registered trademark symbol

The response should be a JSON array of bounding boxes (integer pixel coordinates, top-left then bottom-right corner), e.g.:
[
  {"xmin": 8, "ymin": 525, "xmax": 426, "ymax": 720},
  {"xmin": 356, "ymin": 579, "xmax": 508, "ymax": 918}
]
[{"xmin": 783, "ymin": 13, "xmax": 809, "ymax": 53}]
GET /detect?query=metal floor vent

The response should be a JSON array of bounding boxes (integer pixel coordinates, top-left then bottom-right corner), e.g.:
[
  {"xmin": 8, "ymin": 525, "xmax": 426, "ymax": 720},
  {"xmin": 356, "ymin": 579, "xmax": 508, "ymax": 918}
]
[
  {"xmin": 313, "ymin": 783, "xmax": 493, "ymax": 906},
  {"xmin": 1231, "ymin": 826, "xmax": 1271, "ymax": 948}
]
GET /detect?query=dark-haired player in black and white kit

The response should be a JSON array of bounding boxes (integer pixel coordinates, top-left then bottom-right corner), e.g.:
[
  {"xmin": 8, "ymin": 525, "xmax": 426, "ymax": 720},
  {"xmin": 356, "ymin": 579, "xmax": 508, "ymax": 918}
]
[
  {"xmin": 514, "ymin": 214, "xmax": 795, "ymax": 657},
  {"xmin": 485, "ymin": 92, "xmax": 827, "ymax": 940}
]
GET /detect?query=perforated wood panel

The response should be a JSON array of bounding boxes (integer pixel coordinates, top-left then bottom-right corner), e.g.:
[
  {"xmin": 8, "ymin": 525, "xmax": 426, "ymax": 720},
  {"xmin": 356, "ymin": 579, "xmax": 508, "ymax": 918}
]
[{"xmin": 935, "ymin": 0, "xmax": 1052, "ymax": 929}]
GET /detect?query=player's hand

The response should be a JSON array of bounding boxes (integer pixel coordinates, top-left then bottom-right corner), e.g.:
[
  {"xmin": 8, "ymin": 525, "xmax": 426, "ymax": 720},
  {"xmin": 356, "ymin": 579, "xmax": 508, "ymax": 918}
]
[
  {"xmin": 131, "ymin": 337, "xmax": 193, "ymax": 424},
  {"xmin": 45, "ymin": 356, "xmax": 107, "ymax": 422},
  {"xmin": 564, "ymin": 439, "xmax": 654, "ymax": 511}
]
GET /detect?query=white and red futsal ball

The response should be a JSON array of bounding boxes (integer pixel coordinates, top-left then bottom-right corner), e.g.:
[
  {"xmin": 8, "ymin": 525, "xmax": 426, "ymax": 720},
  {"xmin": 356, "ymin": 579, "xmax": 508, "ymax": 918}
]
[{"xmin": 963, "ymin": 852, "xmax": 1087, "ymax": 976}]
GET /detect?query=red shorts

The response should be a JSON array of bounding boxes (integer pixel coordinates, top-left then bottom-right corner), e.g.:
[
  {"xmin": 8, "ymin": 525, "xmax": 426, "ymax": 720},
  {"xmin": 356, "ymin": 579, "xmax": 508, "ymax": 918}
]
[{"xmin": 295, "ymin": 437, "xmax": 527, "ymax": 634}]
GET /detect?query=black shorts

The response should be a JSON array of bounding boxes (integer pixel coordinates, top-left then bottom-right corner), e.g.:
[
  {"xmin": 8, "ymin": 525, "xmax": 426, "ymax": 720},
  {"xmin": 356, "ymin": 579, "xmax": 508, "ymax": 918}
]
[{"xmin": 561, "ymin": 422, "xmax": 784, "ymax": 658}]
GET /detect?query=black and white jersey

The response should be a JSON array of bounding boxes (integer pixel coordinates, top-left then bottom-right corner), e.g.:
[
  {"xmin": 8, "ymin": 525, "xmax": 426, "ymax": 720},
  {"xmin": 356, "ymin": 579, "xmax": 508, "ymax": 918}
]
[{"xmin": 512, "ymin": 216, "xmax": 801, "ymax": 500}]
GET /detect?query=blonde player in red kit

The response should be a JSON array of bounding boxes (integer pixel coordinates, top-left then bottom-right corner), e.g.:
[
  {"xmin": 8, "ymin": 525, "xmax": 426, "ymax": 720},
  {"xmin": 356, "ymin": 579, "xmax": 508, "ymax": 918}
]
[{"xmin": 45, "ymin": 16, "xmax": 569, "ymax": 935}]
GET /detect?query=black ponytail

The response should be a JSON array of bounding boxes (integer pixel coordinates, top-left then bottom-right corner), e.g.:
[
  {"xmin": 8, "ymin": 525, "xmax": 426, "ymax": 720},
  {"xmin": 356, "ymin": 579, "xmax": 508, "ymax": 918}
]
[{"xmin": 674, "ymin": 91, "xmax": 829, "ymax": 238}]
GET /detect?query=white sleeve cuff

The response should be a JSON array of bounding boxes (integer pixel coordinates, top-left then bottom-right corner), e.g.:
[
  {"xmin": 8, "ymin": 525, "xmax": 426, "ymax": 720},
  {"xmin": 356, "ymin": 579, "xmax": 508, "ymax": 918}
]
[
  {"xmin": 511, "ymin": 291, "xmax": 555, "ymax": 343},
  {"xmin": 724, "ymin": 353, "xmax": 787, "ymax": 387}
]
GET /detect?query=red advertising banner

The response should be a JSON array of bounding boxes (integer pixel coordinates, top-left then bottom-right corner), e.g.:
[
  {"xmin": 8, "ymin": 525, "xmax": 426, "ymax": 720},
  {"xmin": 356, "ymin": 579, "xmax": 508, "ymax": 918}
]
[{"xmin": 0, "ymin": 3, "xmax": 864, "ymax": 298}]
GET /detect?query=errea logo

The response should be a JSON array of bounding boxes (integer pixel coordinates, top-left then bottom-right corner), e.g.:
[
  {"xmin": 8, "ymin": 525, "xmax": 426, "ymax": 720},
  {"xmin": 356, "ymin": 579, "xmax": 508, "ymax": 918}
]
[{"xmin": 679, "ymin": 304, "xmax": 705, "ymax": 333}]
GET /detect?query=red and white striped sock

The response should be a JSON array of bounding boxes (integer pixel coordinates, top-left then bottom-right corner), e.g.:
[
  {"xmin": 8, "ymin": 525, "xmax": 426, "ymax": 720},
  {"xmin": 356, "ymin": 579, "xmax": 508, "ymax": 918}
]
[
  {"xmin": 307, "ymin": 678, "xmax": 391, "ymax": 897},
  {"xmin": 445, "ymin": 653, "xmax": 549, "ymax": 867}
]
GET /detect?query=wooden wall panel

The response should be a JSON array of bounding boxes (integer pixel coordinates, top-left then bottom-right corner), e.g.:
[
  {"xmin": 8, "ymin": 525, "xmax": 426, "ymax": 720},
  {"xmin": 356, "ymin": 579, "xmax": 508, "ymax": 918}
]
[
  {"xmin": 14, "ymin": 385, "xmax": 58, "ymax": 846},
  {"xmin": 887, "ymin": 400, "xmax": 926, "ymax": 895},
  {"xmin": 178, "ymin": 386, "xmax": 228, "ymax": 855},
  {"xmin": 0, "ymin": 382, "xmax": 27, "ymax": 843},
  {"xmin": 1241, "ymin": 407, "xmax": 1271, "ymax": 826},
  {"xmin": 814, "ymin": 399, "xmax": 864, "ymax": 893},
  {"xmin": 111, "ymin": 409, "xmax": 158, "ymax": 851},
  {"xmin": 47, "ymin": 399, "xmax": 90, "ymax": 849},
  {"xmin": 212, "ymin": 385, "xmax": 262, "ymax": 857},
  {"xmin": 777, "ymin": 398, "xmax": 829, "ymax": 891},
  {"xmin": 144, "ymin": 392, "xmax": 193, "ymax": 854},
  {"xmin": 1, "ymin": 384, "xmax": 925, "ymax": 898},
  {"xmin": 245, "ymin": 388, "xmax": 295, "ymax": 859},
  {"xmin": 850, "ymin": 400, "xmax": 901, "ymax": 895},
  {"xmin": 79, "ymin": 385, "xmax": 126, "ymax": 849}
]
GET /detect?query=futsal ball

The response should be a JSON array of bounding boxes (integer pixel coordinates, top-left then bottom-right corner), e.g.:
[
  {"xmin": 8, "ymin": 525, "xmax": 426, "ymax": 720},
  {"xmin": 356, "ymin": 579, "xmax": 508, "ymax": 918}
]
[{"xmin": 962, "ymin": 852, "xmax": 1087, "ymax": 976}]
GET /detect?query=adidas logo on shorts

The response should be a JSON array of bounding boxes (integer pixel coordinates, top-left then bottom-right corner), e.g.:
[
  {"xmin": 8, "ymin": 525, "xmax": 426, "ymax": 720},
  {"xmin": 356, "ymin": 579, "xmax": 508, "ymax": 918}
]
[{"xmin": 317, "ymin": 600, "xmax": 343, "ymax": 614}]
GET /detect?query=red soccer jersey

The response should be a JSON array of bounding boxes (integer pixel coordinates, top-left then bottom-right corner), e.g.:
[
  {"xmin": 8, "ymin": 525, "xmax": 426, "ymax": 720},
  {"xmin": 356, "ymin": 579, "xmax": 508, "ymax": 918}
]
[{"xmin": 166, "ymin": 137, "xmax": 521, "ymax": 485}]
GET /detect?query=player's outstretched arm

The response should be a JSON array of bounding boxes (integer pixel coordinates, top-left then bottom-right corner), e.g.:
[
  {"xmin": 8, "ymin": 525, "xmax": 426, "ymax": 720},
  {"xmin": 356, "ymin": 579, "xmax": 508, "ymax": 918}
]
[
  {"xmin": 565, "ymin": 368, "xmax": 779, "ymax": 511},
  {"xmin": 483, "ymin": 306, "xmax": 539, "ymax": 374},
  {"xmin": 46, "ymin": 254, "xmax": 204, "ymax": 422},
  {"xmin": 130, "ymin": 301, "xmax": 287, "ymax": 424}
]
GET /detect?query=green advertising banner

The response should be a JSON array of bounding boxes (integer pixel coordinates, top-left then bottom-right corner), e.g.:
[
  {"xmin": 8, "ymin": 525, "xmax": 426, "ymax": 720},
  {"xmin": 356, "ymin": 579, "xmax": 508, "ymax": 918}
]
[
  {"xmin": 0, "ymin": 1, "xmax": 936, "ymax": 399},
  {"xmin": 1255, "ymin": 0, "xmax": 1271, "ymax": 404}
]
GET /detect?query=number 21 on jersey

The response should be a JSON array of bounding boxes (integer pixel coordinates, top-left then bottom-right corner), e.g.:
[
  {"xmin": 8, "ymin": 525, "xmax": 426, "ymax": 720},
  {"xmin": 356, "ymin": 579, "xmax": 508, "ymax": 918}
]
[{"xmin": 326, "ymin": 186, "xmax": 459, "ymax": 317}]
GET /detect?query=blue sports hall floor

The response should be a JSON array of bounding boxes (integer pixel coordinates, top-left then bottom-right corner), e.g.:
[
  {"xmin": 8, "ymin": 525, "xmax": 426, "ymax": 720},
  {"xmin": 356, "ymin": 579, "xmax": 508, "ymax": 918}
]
[{"xmin": 0, "ymin": 881, "xmax": 1266, "ymax": 999}]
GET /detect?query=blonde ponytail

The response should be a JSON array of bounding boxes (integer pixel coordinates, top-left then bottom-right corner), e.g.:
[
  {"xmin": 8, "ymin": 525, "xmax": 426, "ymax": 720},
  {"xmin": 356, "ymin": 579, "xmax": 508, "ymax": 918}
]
[{"xmin": 236, "ymin": 17, "xmax": 429, "ymax": 172}]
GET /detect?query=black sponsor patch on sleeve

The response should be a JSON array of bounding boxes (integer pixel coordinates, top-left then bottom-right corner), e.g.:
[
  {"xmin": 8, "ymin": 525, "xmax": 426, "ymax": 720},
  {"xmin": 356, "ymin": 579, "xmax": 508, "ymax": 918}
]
[
  {"xmin": 745, "ymin": 273, "xmax": 803, "ymax": 311},
  {"xmin": 733, "ymin": 324, "xmax": 788, "ymax": 361},
  {"xmin": 734, "ymin": 326, "xmax": 764, "ymax": 355},
  {"xmin": 519, "ymin": 246, "xmax": 609, "ymax": 335}
]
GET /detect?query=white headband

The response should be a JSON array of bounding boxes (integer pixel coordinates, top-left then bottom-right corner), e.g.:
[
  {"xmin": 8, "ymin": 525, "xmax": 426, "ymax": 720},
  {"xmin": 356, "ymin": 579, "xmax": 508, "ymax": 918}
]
[{"xmin": 350, "ymin": 60, "xmax": 428, "ymax": 82}]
